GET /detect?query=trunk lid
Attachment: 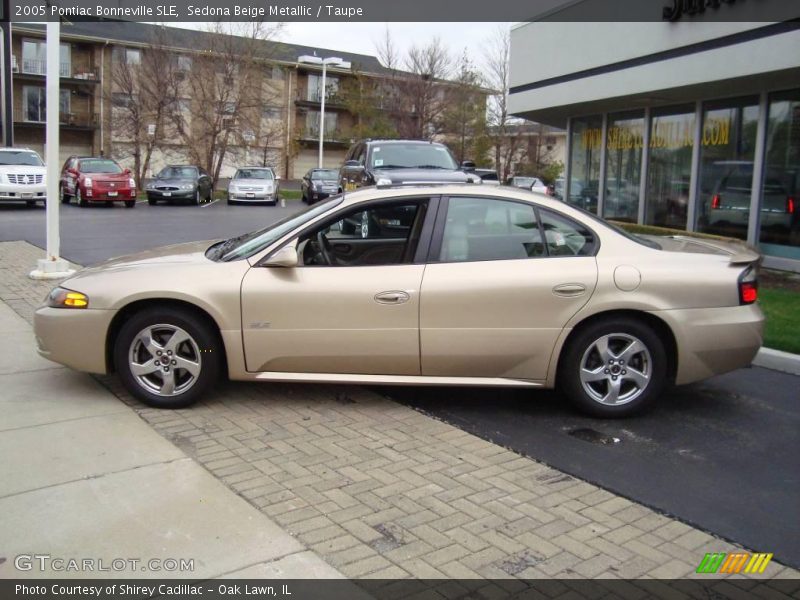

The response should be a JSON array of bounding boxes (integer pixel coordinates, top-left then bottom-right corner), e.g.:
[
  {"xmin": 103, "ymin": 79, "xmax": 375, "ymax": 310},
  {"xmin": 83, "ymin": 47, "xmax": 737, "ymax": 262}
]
[{"xmin": 639, "ymin": 234, "xmax": 761, "ymax": 265}]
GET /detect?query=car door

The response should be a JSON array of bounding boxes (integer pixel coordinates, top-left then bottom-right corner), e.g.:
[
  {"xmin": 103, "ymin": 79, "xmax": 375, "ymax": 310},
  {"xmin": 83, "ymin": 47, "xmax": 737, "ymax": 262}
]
[
  {"xmin": 420, "ymin": 196, "xmax": 598, "ymax": 381},
  {"xmin": 240, "ymin": 196, "xmax": 436, "ymax": 375}
]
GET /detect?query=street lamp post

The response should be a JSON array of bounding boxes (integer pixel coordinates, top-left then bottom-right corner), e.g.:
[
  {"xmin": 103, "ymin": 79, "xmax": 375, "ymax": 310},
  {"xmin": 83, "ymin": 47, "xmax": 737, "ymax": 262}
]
[
  {"xmin": 30, "ymin": 19, "xmax": 74, "ymax": 280},
  {"xmin": 297, "ymin": 55, "xmax": 351, "ymax": 169}
]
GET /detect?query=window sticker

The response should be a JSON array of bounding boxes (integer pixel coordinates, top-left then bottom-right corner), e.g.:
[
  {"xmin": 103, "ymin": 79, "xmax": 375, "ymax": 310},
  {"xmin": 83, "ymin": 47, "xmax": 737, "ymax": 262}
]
[{"xmin": 374, "ymin": 159, "xmax": 384, "ymax": 166}]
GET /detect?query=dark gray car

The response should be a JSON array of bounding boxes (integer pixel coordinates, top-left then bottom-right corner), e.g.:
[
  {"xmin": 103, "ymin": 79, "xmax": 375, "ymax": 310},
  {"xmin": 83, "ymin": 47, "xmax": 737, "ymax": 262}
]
[{"xmin": 146, "ymin": 165, "xmax": 213, "ymax": 205}]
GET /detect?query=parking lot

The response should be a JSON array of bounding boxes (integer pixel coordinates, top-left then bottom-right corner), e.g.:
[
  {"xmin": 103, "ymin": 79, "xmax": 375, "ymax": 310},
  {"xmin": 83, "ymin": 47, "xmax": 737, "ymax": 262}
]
[{"xmin": 2, "ymin": 200, "xmax": 799, "ymax": 569}]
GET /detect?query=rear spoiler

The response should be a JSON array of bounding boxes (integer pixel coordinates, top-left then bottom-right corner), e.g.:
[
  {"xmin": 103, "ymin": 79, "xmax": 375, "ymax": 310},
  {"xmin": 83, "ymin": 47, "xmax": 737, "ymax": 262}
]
[{"xmin": 669, "ymin": 236, "xmax": 761, "ymax": 266}]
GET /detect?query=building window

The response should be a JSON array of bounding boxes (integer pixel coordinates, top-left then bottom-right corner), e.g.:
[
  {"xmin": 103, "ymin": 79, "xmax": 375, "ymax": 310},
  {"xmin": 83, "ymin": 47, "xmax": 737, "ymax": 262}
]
[
  {"xmin": 306, "ymin": 110, "xmax": 337, "ymax": 136},
  {"xmin": 695, "ymin": 97, "xmax": 759, "ymax": 240},
  {"xmin": 603, "ymin": 111, "xmax": 644, "ymax": 223},
  {"xmin": 307, "ymin": 74, "xmax": 339, "ymax": 102},
  {"xmin": 759, "ymin": 89, "xmax": 800, "ymax": 260},
  {"xmin": 645, "ymin": 106, "xmax": 694, "ymax": 228},
  {"xmin": 568, "ymin": 116, "xmax": 602, "ymax": 213},
  {"xmin": 21, "ymin": 40, "xmax": 70, "ymax": 77},
  {"xmin": 113, "ymin": 47, "xmax": 141, "ymax": 66},
  {"xmin": 271, "ymin": 65, "xmax": 284, "ymax": 80},
  {"xmin": 263, "ymin": 106, "xmax": 282, "ymax": 120},
  {"xmin": 23, "ymin": 87, "xmax": 70, "ymax": 123},
  {"xmin": 177, "ymin": 55, "xmax": 192, "ymax": 71}
]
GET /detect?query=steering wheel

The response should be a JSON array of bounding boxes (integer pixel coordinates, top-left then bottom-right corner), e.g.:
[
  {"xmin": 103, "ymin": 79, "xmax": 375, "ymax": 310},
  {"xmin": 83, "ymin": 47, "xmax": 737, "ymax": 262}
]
[{"xmin": 316, "ymin": 230, "xmax": 334, "ymax": 265}]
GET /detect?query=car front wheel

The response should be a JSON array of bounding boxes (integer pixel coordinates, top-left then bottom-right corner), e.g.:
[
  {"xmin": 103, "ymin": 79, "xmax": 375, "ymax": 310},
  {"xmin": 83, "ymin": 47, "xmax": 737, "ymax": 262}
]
[
  {"xmin": 559, "ymin": 318, "xmax": 667, "ymax": 418},
  {"xmin": 114, "ymin": 307, "xmax": 221, "ymax": 408}
]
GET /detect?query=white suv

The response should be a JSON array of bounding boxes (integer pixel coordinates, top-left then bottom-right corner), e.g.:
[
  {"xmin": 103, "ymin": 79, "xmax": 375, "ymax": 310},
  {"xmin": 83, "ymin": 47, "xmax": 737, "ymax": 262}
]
[{"xmin": 0, "ymin": 148, "xmax": 47, "ymax": 206}]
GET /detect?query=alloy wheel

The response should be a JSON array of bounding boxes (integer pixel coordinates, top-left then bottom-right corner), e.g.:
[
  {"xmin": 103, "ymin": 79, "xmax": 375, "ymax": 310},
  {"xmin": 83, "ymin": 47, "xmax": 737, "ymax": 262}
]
[
  {"xmin": 128, "ymin": 324, "xmax": 202, "ymax": 397},
  {"xmin": 579, "ymin": 333, "xmax": 652, "ymax": 406}
]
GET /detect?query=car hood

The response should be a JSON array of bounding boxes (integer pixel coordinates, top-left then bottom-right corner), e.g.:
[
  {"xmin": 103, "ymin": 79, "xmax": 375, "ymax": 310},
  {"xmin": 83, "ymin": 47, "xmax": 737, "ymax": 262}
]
[
  {"xmin": 373, "ymin": 168, "xmax": 473, "ymax": 185},
  {"xmin": 232, "ymin": 179, "xmax": 275, "ymax": 186},
  {"xmin": 67, "ymin": 240, "xmax": 215, "ymax": 281},
  {"xmin": 0, "ymin": 164, "xmax": 46, "ymax": 174},
  {"xmin": 151, "ymin": 178, "xmax": 195, "ymax": 185}
]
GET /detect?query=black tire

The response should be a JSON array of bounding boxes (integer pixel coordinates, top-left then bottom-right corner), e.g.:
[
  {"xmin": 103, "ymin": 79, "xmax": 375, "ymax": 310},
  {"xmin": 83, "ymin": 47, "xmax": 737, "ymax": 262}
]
[
  {"xmin": 114, "ymin": 307, "xmax": 221, "ymax": 409},
  {"xmin": 124, "ymin": 200, "xmax": 136, "ymax": 208},
  {"xmin": 558, "ymin": 317, "xmax": 667, "ymax": 418},
  {"xmin": 193, "ymin": 190, "xmax": 200, "ymax": 205},
  {"xmin": 59, "ymin": 185, "xmax": 70, "ymax": 204},
  {"xmin": 26, "ymin": 200, "xmax": 37, "ymax": 208},
  {"xmin": 301, "ymin": 191, "xmax": 308, "ymax": 204},
  {"xmin": 227, "ymin": 197, "xmax": 234, "ymax": 205},
  {"xmin": 77, "ymin": 187, "xmax": 87, "ymax": 207},
  {"xmin": 148, "ymin": 197, "xmax": 157, "ymax": 205}
]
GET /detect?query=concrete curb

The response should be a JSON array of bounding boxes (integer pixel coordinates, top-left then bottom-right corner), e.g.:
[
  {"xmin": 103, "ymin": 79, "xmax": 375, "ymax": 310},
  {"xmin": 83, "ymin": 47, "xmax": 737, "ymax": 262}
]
[{"xmin": 753, "ymin": 347, "xmax": 800, "ymax": 376}]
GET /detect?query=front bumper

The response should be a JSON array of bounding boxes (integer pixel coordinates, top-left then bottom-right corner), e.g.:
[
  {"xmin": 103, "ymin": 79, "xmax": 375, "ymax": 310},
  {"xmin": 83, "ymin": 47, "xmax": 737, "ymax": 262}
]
[
  {"xmin": 0, "ymin": 183, "xmax": 46, "ymax": 201},
  {"xmin": 147, "ymin": 190, "xmax": 194, "ymax": 200},
  {"xmin": 228, "ymin": 192, "xmax": 277, "ymax": 203},
  {"xmin": 85, "ymin": 189, "xmax": 136, "ymax": 202},
  {"xmin": 34, "ymin": 306, "xmax": 116, "ymax": 374},
  {"xmin": 308, "ymin": 189, "xmax": 336, "ymax": 202},
  {"xmin": 651, "ymin": 303, "xmax": 764, "ymax": 385}
]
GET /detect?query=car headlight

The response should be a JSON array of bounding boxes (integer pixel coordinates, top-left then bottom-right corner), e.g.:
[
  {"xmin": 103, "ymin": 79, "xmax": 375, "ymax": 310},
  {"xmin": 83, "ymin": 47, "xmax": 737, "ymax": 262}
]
[
  {"xmin": 84, "ymin": 177, "xmax": 92, "ymax": 187},
  {"xmin": 180, "ymin": 184, "xmax": 194, "ymax": 190},
  {"xmin": 46, "ymin": 287, "xmax": 89, "ymax": 309},
  {"xmin": 146, "ymin": 183, "xmax": 156, "ymax": 190},
  {"xmin": 376, "ymin": 177, "xmax": 392, "ymax": 187},
  {"xmin": 129, "ymin": 178, "xmax": 136, "ymax": 188},
  {"xmin": 229, "ymin": 186, "xmax": 239, "ymax": 193}
]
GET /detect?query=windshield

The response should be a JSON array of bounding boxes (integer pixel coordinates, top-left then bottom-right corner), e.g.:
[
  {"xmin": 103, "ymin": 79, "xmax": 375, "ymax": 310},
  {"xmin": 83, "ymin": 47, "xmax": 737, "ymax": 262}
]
[
  {"xmin": 0, "ymin": 151, "xmax": 43, "ymax": 166},
  {"xmin": 209, "ymin": 195, "xmax": 343, "ymax": 262},
  {"xmin": 513, "ymin": 177, "xmax": 535, "ymax": 187},
  {"xmin": 158, "ymin": 166, "xmax": 197, "ymax": 179},
  {"xmin": 369, "ymin": 143, "xmax": 458, "ymax": 170},
  {"xmin": 79, "ymin": 159, "xmax": 123, "ymax": 174},
  {"xmin": 573, "ymin": 204, "xmax": 661, "ymax": 250},
  {"xmin": 235, "ymin": 169, "xmax": 274, "ymax": 180},
  {"xmin": 311, "ymin": 169, "xmax": 339, "ymax": 180}
]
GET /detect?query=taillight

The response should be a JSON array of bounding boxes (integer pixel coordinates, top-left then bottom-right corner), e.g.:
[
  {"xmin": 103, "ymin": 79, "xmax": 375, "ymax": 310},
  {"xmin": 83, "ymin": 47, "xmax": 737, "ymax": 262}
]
[
  {"xmin": 711, "ymin": 194, "xmax": 721, "ymax": 209},
  {"xmin": 788, "ymin": 197, "xmax": 795, "ymax": 214},
  {"xmin": 738, "ymin": 266, "xmax": 758, "ymax": 305}
]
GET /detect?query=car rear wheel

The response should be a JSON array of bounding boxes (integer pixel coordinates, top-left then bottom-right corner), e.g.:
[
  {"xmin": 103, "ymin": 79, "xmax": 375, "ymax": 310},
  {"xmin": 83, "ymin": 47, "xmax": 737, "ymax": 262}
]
[
  {"xmin": 59, "ymin": 185, "xmax": 70, "ymax": 204},
  {"xmin": 559, "ymin": 318, "xmax": 667, "ymax": 418},
  {"xmin": 114, "ymin": 307, "xmax": 221, "ymax": 409},
  {"xmin": 76, "ymin": 187, "xmax": 87, "ymax": 207}
]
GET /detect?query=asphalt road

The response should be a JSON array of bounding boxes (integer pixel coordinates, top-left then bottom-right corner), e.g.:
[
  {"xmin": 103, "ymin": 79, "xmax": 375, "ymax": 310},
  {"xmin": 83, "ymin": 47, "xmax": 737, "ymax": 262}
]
[
  {"xmin": 0, "ymin": 197, "xmax": 300, "ymax": 266},
  {"xmin": 3, "ymin": 198, "xmax": 799, "ymax": 568}
]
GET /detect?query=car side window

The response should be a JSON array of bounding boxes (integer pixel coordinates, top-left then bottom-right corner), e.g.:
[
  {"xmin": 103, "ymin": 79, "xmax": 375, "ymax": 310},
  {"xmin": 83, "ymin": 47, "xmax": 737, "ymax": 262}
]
[
  {"xmin": 299, "ymin": 199, "xmax": 428, "ymax": 267},
  {"xmin": 438, "ymin": 197, "xmax": 546, "ymax": 263},
  {"xmin": 538, "ymin": 208, "xmax": 597, "ymax": 257},
  {"xmin": 356, "ymin": 144, "xmax": 366, "ymax": 165}
]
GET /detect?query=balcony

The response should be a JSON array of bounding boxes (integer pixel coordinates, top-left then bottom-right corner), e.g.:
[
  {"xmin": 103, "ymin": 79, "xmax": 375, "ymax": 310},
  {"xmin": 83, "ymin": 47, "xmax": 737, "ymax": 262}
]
[
  {"xmin": 296, "ymin": 127, "xmax": 352, "ymax": 145},
  {"xmin": 294, "ymin": 88, "xmax": 346, "ymax": 108},
  {"xmin": 14, "ymin": 57, "xmax": 100, "ymax": 82},
  {"xmin": 16, "ymin": 112, "xmax": 99, "ymax": 131}
]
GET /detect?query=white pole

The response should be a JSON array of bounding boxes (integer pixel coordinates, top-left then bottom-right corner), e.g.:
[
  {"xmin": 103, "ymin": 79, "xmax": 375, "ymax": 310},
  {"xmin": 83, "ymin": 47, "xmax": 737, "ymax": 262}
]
[
  {"xmin": 30, "ymin": 20, "xmax": 74, "ymax": 279},
  {"xmin": 318, "ymin": 61, "xmax": 326, "ymax": 169}
]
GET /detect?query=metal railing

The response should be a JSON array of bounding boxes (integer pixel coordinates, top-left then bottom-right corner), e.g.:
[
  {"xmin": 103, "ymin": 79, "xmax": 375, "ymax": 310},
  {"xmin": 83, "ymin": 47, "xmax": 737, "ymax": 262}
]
[
  {"xmin": 296, "ymin": 87, "xmax": 344, "ymax": 105},
  {"xmin": 18, "ymin": 57, "xmax": 99, "ymax": 80}
]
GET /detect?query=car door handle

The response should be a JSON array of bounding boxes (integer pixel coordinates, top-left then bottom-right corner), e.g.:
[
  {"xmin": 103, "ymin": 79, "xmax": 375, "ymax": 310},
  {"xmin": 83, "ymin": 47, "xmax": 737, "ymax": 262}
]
[
  {"xmin": 552, "ymin": 283, "xmax": 587, "ymax": 297},
  {"xmin": 374, "ymin": 290, "xmax": 410, "ymax": 304}
]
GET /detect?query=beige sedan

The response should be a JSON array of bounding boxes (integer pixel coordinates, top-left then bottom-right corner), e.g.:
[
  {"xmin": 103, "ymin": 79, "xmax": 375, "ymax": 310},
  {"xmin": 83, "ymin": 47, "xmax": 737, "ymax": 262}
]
[{"xmin": 34, "ymin": 185, "xmax": 764, "ymax": 417}]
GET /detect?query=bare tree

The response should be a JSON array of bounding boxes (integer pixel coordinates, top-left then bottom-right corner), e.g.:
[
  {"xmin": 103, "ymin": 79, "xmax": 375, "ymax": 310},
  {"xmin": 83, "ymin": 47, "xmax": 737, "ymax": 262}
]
[
  {"xmin": 483, "ymin": 25, "xmax": 525, "ymax": 181},
  {"xmin": 441, "ymin": 50, "xmax": 489, "ymax": 163},
  {"xmin": 164, "ymin": 21, "xmax": 283, "ymax": 185},
  {"xmin": 108, "ymin": 28, "xmax": 176, "ymax": 188},
  {"xmin": 401, "ymin": 38, "xmax": 451, "ymax": 139}
]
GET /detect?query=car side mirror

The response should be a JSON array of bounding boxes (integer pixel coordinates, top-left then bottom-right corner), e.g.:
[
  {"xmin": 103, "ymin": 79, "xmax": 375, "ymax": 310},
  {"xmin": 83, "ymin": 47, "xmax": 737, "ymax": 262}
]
[
  {"xmin": 124, "ymin": 168, "xmax": 132, "ymax": 175},
  {"xmin": 461, "ymin": 160, "xmax": 476, "ymax": 171},
  {"xmin": 263, "ymin": 244, "xmax": 298, "ymax": 268},
  {"xmin": 275, "ymin": 175, "xmax": 281, "ymax": 181}
]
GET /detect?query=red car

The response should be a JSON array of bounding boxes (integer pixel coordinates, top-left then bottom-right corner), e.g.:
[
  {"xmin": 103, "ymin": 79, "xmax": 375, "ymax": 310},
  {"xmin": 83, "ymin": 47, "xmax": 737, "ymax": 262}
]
[{"xmin": 59, "ymin": 156, "xmax": 137, "ymax": 208}]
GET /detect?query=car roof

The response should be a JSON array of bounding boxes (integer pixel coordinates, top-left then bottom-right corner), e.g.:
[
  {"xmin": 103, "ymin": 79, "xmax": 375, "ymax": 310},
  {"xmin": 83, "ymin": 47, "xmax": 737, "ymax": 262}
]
[
  {"xmin": 0, "ymin": 147, "xmax": 37, "ymax": 152},
  {"xmin": 362, "ymin": 139, "xmax": 446, "ymax": 146},
  {"xmin": 237, "ymin": 166, "xmax": 274, "ymax": 170}
]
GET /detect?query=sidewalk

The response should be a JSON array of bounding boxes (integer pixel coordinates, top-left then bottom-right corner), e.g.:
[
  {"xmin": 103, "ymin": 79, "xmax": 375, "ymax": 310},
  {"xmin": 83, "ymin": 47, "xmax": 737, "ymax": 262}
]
[
  {"xmin": 0, "ymin": 297, "xmax": 343, "ymax": 580},
  {"xmin": 1, "ymin": 240, "xmax": 798, "ymax": 583}
]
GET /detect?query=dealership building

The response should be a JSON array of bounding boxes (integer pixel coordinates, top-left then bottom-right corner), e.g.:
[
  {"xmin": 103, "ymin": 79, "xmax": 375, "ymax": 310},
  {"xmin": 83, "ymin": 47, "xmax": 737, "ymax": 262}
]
[{"xmin": 509, "ymin": 11, "xmax": 800, "ymax": 271}]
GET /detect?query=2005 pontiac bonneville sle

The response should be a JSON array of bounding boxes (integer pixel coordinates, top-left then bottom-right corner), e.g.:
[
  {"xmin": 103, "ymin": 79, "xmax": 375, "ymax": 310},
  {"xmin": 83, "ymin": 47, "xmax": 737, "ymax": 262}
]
[{"xmin": 34, "ymin": 184, "xmax": 764, "ymax": 417}]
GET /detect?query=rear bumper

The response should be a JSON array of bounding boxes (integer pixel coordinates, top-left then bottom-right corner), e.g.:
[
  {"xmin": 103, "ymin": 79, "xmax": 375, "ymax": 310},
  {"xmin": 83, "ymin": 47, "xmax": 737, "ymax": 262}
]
[
  {"xmin": 650, "ymin": 304, "xmax": 764, "ymax": 385},
  {"xmin": 33, "ymin": 306, "xmax": 116, "ymax": 374}
]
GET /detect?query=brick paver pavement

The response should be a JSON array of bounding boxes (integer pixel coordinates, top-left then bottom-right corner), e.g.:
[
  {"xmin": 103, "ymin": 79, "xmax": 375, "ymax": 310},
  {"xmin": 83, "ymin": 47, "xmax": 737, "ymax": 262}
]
[{"xmin": 3, "ymin": 240, "xmax": 798, "ymax": 586}]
